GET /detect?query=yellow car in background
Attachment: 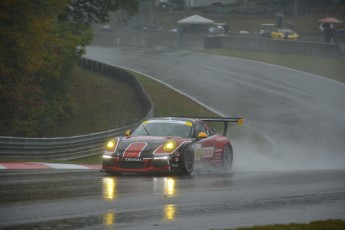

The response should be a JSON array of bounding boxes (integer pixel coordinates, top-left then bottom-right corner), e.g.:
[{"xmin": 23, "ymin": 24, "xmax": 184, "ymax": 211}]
[{"xmin": 271, "ymin": 28, "xmax": 299, "ymax": 40}]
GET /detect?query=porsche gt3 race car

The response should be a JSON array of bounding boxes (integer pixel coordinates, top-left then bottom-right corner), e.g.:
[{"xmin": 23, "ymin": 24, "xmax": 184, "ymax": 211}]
[{"xmin": 101, "ymin": 117, "xmax": 243, "ymax": 175}]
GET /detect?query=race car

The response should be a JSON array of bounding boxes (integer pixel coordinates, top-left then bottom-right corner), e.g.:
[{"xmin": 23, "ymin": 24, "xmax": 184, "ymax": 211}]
[
  {"xmin": 101, "ymin": 117, "xmax": 243, "ymax": 175},
  {"xmin": 271, "ymin": 28, "xmax": 299, "ymax": 40}
]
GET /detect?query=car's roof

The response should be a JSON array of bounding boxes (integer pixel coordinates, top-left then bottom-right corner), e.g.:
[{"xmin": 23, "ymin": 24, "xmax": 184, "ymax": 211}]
[
  {"xmin": 279, "ymin": 28, "xmax": 293, "ymax": 32},
  {"xmin": 147, "ymin": 117, "xmax": 199, "ymax": 123}
]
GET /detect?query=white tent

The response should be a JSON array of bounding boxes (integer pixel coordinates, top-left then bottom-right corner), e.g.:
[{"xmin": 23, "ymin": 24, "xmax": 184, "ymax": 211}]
[{"xmin": 177, "ymin": 15, "xmax": 215, "ymax": 25}]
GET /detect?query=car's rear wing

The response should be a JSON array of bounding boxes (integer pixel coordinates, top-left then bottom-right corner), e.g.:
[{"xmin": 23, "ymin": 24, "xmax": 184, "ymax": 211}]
[
  {"xmin": 199, "ymin": 117, "xmax": 243, "ymax": 136},
  {"xmin": 169, "ymin": 116, "xmax": 243, "ymax": 136},
  {"xmin": 173, "ymin": 116, "xmax": 243, "ymax": 136}
]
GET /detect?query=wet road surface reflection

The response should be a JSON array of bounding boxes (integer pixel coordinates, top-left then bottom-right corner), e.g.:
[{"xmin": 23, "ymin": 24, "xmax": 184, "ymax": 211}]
[
  {"xmin": 101, "ymin": 175, "xmax": 178, "ymax": 226},
  {"xmin": 1, "ymin": 170, "xmax": 344, "ymax": 230},
  {"xmin": 103, "ymin": 210, "xmax": 115, "ymax": 226},
  {"xmin": 102, "ymin": 177, "xmax": 117, "ymax": 201},
  {"xmin": 164, "ymin": 204, "xmax": 176, "ymax": 221}
]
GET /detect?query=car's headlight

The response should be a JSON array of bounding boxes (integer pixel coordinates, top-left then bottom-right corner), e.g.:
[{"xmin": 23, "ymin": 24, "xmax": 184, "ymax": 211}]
[
  {"xmin": 163, "ymin": 140, "xmax": 177, "ymax": 152},
  {"xmin": 105, "ymin": 139, "xmax": 117, "ymax": 152}
]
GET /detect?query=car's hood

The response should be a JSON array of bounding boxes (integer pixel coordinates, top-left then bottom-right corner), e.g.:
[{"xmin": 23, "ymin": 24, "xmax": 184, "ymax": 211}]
[
  {"xmin": 118, "ymin": 136, "xmax": 177, "ymax": 152},
  {"xmin": 116, "ymin": 136, "xmax": 190, "ymax": 158}
]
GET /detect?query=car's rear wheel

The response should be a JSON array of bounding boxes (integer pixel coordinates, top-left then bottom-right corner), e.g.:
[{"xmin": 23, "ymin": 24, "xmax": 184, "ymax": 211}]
[
  {"xmin": 179, "ymin": 146, "xmax": 194, "ymax": 175},
  {"xmin": 222, "ymin": 145, "xmax": 233, "ymax": 170}
]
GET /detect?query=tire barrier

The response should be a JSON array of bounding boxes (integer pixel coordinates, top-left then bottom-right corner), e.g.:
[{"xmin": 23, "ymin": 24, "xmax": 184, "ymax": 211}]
[{"xmin": 0, "ymin": 58, "xmax": 153, "ymax": 160}]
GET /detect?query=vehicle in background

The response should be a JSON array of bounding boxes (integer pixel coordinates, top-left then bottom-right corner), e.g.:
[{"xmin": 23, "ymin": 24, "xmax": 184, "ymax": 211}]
[
  {"xmin": 208, "ymin": 23, "xmax": 230, "ymax": 35},
  {"xmin": 185, "ymin": 0, "xmax": 237, "ymax": 9},
  {"xmin": 259, "ymin": 24, "xmax": 298, "ymax": 40},
  {"xmin": 259, "ymin": 23, "xmax": 276, "ymax": 38},
  {"xmin": 142, "ymin": 24, "xmax": 164, "ymax": 32},
  {"xmin": 209, "ymin": 1, "xmax": 224, "ymax": 7},
  {"xmin": 271, "ymin": 28, "xmax": 299, "ymax": 40}
]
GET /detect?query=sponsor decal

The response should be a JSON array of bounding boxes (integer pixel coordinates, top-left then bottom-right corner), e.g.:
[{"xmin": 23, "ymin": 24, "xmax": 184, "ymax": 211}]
[
  {"xmin": 123, "ymin": 136, "xmax": 166, "ymax": 141},
  {"xmin": 194, "ymin": 143, "xmax": 202, "ymax": 159},
  {"xmin": 216, "ymin": 136, "xmax": 228, "ymax": 142},
  {"xmin": 142, "ymin": 119, "xmax": 193, "ymax": 126},
  {"xmin": 214, "ymin": 148, "xmax": 223, "ymax": 153},
  {"xmin": 213, "ymin": 148, "xmax": 223, "ymax": 157},
  {"xmin": 202, "ymin": 146, "xmax": 214, "ymax": 158},
  {"xmin": 171, "ymin": 163, "xmax": 179, "ymax": 168},
  {"xmin": 123, "ymin": 142, "xmax": 147, "ymax": 158},
  {"xmin": 194, "ymin": 144, "xmax": 214, "ymax": 158},
  {"xmin": 154, "ymin": 153, "xmax": 170, "ymax": 157},
  {"xmin": 212, "ymin": 156, "xmax": 222, "ymax": 160},
  {"xmin": 124, "ymin": 158, "xmax": 143, "ymax": 162}
]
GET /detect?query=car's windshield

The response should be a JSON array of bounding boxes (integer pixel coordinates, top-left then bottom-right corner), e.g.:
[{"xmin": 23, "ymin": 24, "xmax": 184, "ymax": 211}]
[
  {"xmin": 280, "ymin": 29, "xmax": 293, "ymax": 33},
  {"xmin": 131, "ymin": 120, "xmax": 192, "ymax": 138}
]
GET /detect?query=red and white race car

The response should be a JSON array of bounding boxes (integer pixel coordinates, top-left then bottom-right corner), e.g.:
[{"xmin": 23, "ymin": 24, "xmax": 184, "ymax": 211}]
[{"xmin": 101, "ymin": 117, "xmax": 243, "ymax": 175}]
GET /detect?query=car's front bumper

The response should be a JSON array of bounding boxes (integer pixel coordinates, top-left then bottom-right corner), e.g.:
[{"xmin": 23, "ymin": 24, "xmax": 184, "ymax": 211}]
[{"xmin": 101, "ymin": 156, "xmax": 180, "ymax": 173}]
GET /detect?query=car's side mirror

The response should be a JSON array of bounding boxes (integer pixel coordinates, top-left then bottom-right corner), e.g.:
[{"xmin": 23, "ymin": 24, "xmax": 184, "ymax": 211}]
[
  {"xmin": 197, "ymin": 132, "xmax": 208, "ymax": 139},
  {"xmin": 124, "ymin": 130, "xmax": 131, "ymax": 136}
]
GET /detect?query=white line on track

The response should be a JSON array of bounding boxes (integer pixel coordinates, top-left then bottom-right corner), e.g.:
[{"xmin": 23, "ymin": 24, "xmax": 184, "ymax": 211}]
[
  {"xmin": 39, "ymin": 163, "xmax": 90, "ymax": 169},
  {"xmin": 0, "ymin": 162, "xmax": 100, "ymax": 170}
]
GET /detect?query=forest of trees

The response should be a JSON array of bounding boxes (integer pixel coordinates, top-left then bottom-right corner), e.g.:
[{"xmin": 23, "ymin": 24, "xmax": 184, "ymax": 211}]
[{"xmin": 0, "ymin": 0, "xmax": 139, "ymax": 137}]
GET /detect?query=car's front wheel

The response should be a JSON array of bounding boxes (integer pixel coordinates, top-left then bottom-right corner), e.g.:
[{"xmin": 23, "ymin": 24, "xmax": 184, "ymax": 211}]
[
  {"xmin": 222, "ymin": 145, "xmax": 233, "ymax": 170},
  {"xmin": 179, "ymin": 146, "xmax": 194, "ymax": 175}
]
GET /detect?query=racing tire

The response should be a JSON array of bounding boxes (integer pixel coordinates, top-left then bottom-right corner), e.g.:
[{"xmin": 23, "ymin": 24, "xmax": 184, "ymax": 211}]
[
  {"xmin": 222, "ymin": 145, "xmax": 233, "ymax": 170},
  {"xmin": 179, "ymin": 146, "xmax": 194, "ymax": 175}
]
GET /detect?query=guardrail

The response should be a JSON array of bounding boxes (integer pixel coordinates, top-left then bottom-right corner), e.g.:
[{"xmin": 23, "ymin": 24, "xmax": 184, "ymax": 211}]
[
  {"xmin": 0, "ymin": 58, "xmax": 153, "ymax": 160},
  {"xmin": 204, "ymin": 35, "xmax": 343, "ymax": 57}
]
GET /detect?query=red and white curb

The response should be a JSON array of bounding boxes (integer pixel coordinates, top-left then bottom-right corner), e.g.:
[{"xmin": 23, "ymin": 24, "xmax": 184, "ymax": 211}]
[{"xmin": 0, "ymin": 162, "xmax": 101, "ymax": 170}]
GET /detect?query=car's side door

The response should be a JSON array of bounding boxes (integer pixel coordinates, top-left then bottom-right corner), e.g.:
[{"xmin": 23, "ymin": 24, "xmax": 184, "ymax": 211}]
[{"xmin": 193, "ymin": 121, "xmax": 216, "ymax": 161}]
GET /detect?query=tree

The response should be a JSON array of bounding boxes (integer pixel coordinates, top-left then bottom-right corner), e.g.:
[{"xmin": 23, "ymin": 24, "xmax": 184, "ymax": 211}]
[
  {"xmin": 0, "ymin": 0, "xmax": 139, "ymax": 136},
  {"xmin": 61, "ymin": 0, "xmax": 139, "ymax": 24}
]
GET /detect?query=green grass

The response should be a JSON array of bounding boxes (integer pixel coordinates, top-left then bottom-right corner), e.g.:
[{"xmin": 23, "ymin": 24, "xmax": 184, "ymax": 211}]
[
  {"xmin": 215, "ymin": 219, "xmax": 345, "ymax": 230},
  {"xmin": 42, "ymin": 66, "xmax": 147, "ymax": 137},
  {"xmin": 132, "ymin": 72, "xmax": 218, "ymax": 117},
  {"xmin": 200, "ymin": 49, "xmax": 345, "ymax": 83}
]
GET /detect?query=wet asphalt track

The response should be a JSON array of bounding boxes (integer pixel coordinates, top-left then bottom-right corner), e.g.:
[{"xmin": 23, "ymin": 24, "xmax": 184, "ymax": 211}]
[
  {"xmin": 1, "ymin": 46, "xmax": 345, "ymax": 229},
  {"xmin": 1, "ymin": 169, "xmax": 345, "ymax": 229}
]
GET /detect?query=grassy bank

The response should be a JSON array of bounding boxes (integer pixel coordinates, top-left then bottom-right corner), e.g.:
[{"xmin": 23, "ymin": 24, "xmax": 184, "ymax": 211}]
[
  {"xmin": 133, "ymin": 72, "xmax": 218, "ymax": 117},
  {"xmin": 49, "ymin": 66, "xmax": 218, "ymax": 138},
  {"xmin": 228, "ymin": 219, "xmax": 345, "ymax": 230},
  {"xmin": 42, "ymin": 66, "xmax": 147, "ymax": 137},
  {"xmin": 200, "ymin": 49, "xmax": 345, "ymax": 83}
]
